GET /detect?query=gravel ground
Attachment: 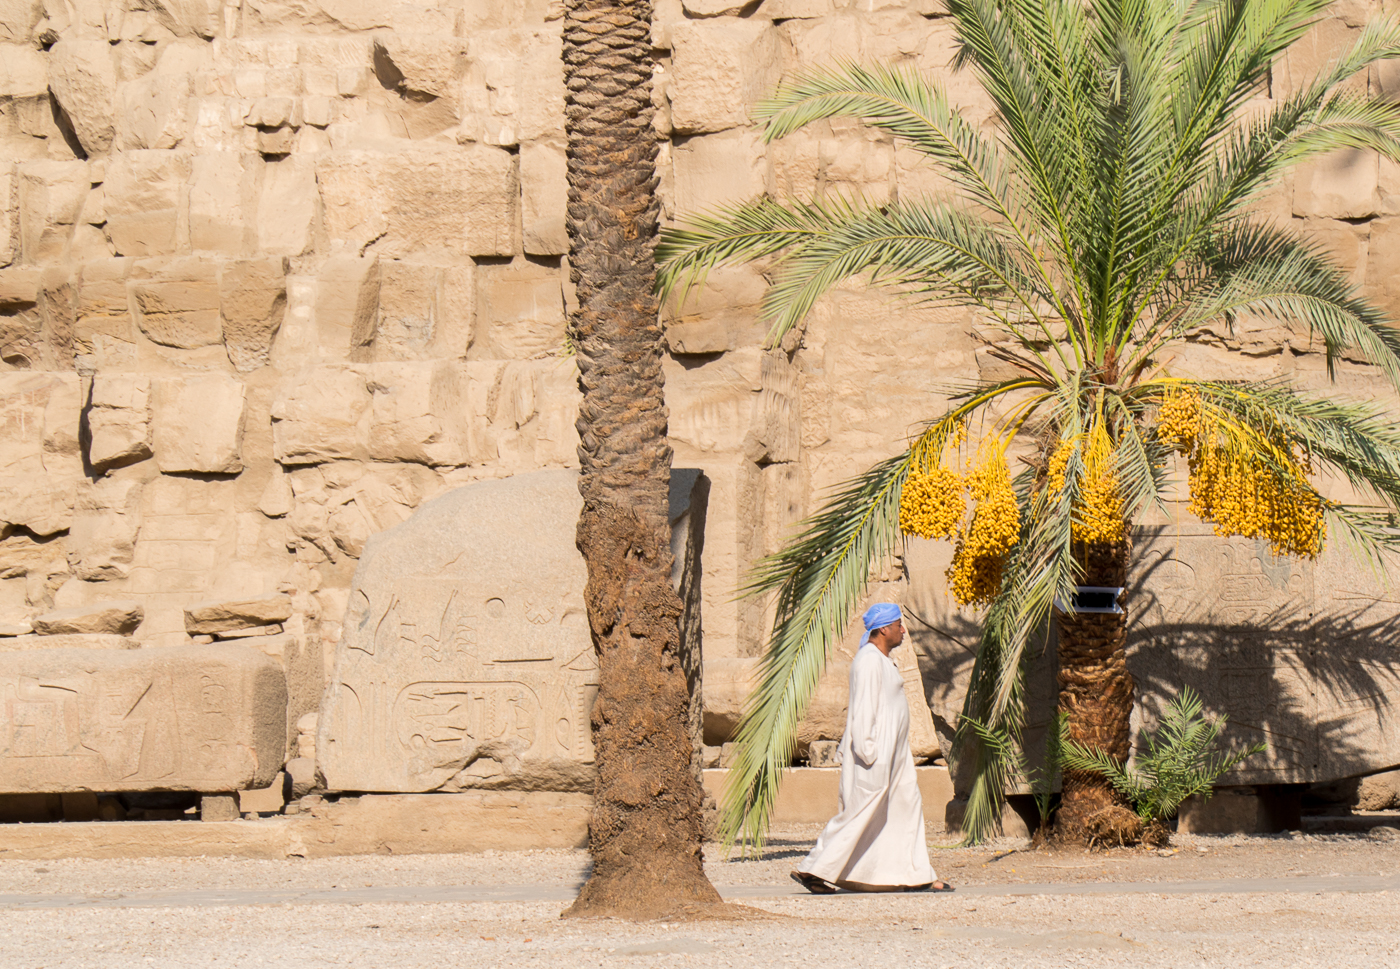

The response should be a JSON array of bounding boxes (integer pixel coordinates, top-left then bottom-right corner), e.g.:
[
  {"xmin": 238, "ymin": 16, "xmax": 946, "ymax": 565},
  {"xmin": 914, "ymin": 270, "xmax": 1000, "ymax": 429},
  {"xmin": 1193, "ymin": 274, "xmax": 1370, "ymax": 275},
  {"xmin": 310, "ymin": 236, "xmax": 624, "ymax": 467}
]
[{"xmin": 1, "ymin": 825, "xmax": 1397, "ymax": 968}]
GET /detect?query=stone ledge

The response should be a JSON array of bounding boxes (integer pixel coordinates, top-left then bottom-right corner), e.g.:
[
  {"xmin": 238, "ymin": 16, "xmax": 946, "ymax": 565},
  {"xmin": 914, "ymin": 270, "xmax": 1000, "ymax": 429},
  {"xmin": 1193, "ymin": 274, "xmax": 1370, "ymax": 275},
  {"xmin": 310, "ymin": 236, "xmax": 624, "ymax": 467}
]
[
  {"xmin": 701, "ymin": 766, "xmax": 953, "ymax": 826},
  {"xmin": 0, "ymin": 792, "xmax": 592, "ymax": 860}
]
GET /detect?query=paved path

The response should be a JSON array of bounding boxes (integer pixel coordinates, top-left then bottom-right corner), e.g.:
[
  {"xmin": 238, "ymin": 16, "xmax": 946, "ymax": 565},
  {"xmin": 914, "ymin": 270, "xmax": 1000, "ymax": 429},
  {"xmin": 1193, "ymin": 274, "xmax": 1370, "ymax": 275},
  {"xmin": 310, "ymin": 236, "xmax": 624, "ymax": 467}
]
[{"xmin": 1, "ymin": 872, "xmax": 1396, "ymax": 911}]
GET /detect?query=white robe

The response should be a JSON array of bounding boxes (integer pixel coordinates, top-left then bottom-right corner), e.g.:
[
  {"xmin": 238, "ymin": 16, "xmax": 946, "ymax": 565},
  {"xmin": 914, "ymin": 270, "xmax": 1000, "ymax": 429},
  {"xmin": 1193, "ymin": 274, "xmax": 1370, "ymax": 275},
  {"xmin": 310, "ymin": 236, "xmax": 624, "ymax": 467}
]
[{"xmin": 797, "ymin": 643, "xmax": 939, "ymax": 889}]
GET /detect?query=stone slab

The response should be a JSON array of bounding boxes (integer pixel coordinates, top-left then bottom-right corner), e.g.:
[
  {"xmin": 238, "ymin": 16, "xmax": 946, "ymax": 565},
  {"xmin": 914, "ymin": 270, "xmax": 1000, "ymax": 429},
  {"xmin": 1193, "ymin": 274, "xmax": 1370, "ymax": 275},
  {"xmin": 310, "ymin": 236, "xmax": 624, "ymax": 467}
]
[
  {"xmin": 0, "ymin": 634, "xmax": 138, "ymax": 651},
  {"xmin": 0, "ymin": 791, "xmax": 592, "ymax": 860},
  {"xmin": 185, "ymin": 595, "xmax": 294, "ymax": 635},
  {"xmin": 317, "ymin": 470, "xmax": 600, "ymax": 794},
  {"xmin": 318, "ymin": 469, "xmax": 706, "ymax": 795},
  {"xmin": 1178, "ymin": 788, "xmax": 1303, "ymax": 835},
  {"xmin": 701, "ymin": 766, "xmax": 953, "ymax": 827},
  {"xmin": 0, "ymin": 645, "xmax": 287, "ymax": 794},
  {"xmin": 1127, "ymin": 527, "xmax": 1400, "ymax": 785},
  {"xmin": 32, "ymin": 600, "xmax": 143, "ymax": 635}
]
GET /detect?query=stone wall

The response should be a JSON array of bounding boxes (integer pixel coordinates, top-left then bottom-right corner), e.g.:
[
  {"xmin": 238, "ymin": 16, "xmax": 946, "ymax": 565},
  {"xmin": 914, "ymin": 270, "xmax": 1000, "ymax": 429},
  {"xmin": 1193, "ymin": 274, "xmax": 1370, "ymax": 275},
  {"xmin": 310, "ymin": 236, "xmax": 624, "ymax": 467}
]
[{"xmin": 2, "ymin": 0, "xmax": 1400, "ymax": 801}]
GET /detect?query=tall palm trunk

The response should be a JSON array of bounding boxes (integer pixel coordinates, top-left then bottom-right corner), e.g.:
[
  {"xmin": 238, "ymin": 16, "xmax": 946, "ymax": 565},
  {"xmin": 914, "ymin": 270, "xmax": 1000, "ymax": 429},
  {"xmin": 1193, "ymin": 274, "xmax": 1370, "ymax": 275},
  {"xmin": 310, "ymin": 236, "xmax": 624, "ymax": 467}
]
[
  {"xmin": 1054, "ymin": 537, "xmax": 1137, "ymax": 844},
  {"xmin": 561, "ymin": 0, "xmax": 723, "ymax": 919}
]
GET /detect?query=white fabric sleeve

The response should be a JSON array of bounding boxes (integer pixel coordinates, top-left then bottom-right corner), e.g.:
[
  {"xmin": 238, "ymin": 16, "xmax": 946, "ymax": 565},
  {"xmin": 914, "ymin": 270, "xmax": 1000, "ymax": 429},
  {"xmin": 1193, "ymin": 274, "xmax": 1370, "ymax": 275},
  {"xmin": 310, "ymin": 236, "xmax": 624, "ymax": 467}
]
[{"xmin": 847, "ymin": 651, "xmax": 882, "ymax": 767}]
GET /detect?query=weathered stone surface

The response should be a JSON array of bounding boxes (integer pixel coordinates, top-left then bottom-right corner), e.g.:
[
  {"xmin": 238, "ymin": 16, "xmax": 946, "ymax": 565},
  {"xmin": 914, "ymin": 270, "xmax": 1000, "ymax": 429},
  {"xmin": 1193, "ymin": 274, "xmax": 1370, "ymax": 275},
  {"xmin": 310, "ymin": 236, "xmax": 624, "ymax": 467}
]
[
  {"xmin": 86, "ymin": 374, "xmax": 152, "ymax": 470},
  {"xmin": 185, "ymin": 594, "xmax": 294, "ymax": 635},
  {"xmin": 1178, "ymin": 789, "xmax": 1301, "ymax": 835},
  {"xmin": 104, "ymin": 152, "xmax": 189, "ymax": 258},
  {"xmin": 0, "ymin": 621, "xmax": 32, "ymax": 637},
  {"xmin": 316, "ymin": 146, "xmax": 516, "ymax": 258},
  {"xmin": 318, "ymin": 471, "xmax": 604, "ymax": 793},
  {"xmin": 46, "ymin": 39, "xmax": 117, "ymax": 155},
  {"xmin": 1128, "ymin": 526, "xmax": 1400, "ymax": 785},
  {"xmin": 257, "ymin": 156, "xmax": 316, "ymax": 257},
  {"xmin": 32, "ymin": 600, "xmax": 143, "ymax": 635},
  {"xmin": 366, "ymin": 361, "xmax": 470, "ymax": 466},
  {"xmin": 220, "ymin": 257, "xmax": 287, "ymax": 372},
  {"xmin": 0, "ymin": 43, "xmax": 46, "ymax": 98},
  {"xmin": 67, "ymin": 478, "xmax": 142, "ymax": 580},
  {"xmin": 152, "ymin": 375, "xmax": 247, "ymax": 474},
  {"xmin": 0, "ymin": 476, "xmax": 75, "ymax": 537},
  {"xmin": 188, "ymin": 154, "xmax": 249, "ymax": 255},
  {"xmin": 0, "ymin": 645, "xmax": 287, "ymax": 794},
  {"xmin": 18, "ymin": 161, "xmax": 89, "ymax": 264},
  {"xmin": 1358, "ymin": 770, "xmax": 1400, "ymax": 810},
  {"xmin": 669, "ymin": 18, "xmax": 780, "ymax": 133},
  {"xmin": 0, "ymin": 634, "xmax": 138, "ymax": 651},
  {"xmin": 314, "ymin": 256, "xmax": 381, "ymax": 356},
  {"xmin": 130, "ymin": 259, "xmax": 222, "ymax": 348},
  {"xmin": 807, "ymin": 739, "xmax": 840, "ymax": 767},
  {"xmin": 271, "ymin": 365, "xmax": 371, "ymax": 465},
  {"xmin": 520, "ymin": 140, "xmax": 567, "ymax": 256},
  {"xmin": 200, "ymin": 794, "xmax": 240, "ymax": 821}
]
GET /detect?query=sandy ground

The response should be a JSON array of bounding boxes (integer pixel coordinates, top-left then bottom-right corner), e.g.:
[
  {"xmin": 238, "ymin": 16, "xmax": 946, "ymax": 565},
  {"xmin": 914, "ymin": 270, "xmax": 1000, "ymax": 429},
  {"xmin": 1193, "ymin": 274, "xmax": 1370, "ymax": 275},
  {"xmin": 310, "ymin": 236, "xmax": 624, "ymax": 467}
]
[{"xmin": 1, "ymin": 825, "xmax": 1397, "ymax": 968}]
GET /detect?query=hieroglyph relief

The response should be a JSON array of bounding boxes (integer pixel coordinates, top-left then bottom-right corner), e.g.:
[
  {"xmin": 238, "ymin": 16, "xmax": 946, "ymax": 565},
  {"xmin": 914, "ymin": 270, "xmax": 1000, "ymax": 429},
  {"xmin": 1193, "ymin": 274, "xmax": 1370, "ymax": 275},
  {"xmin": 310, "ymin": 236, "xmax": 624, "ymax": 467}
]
[
  {"xmin": 0, "ymin": 647, "xmax": 285, "ymax": 794},
  {"xmin": 317, "ymin": 472, "xmax": 603, "ymax": 794},
  {"xmin": 1129, "ymin": 529, "xmax": 1400, "ymax": 783}
]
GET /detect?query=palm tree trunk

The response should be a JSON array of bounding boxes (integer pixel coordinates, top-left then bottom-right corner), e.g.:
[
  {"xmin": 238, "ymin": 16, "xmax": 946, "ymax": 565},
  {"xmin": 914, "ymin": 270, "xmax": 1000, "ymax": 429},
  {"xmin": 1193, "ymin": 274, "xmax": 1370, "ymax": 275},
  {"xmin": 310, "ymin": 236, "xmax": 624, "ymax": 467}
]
[
  {"xmin": 1054, "ymin": 536, "xmax": 1139, "ymax": 845},
  {"xmin": 561, "ymin": 0, "xmax": 723, "ymax": 919}
]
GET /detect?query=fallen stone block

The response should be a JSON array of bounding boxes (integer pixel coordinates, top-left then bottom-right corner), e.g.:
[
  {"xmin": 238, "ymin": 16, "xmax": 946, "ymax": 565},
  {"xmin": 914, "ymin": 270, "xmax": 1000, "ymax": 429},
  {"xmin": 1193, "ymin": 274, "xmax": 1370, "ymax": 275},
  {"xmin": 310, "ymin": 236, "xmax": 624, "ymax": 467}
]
[
  {"xmin": 32, "ymin": 600, "xmax": 143, "ymax": 635},
  {"xmin": 185, "ymin": 594, "xmax": 294, "ymax": 635},
  {"xmin": 239, "ymin": 773, "xmax": 286, "ymax": 814},
  {"xmin": 201, "ymin": 793, "xmax": 240, "ymax": 822},
  {"xmin": 1358, "ymin": 771, "xmax": 1400, "ymax": 811},
  {"xmin": 0, "ymin": 621, "xmax": 32, "ymax": 637},
  {"xmin": 807, "ymin": 739, "xmax": 841, "ymax": 768},
  {"xmin": 211, "ymin": 624, "xmax": 284, "ymax": 641},
  {"xmin": 0, "ymin": 645, "xmax": 287, "ymax": 794},
  {"xmin": 0, "ymin": 634, "xmax": 138, "ymax": 651}
]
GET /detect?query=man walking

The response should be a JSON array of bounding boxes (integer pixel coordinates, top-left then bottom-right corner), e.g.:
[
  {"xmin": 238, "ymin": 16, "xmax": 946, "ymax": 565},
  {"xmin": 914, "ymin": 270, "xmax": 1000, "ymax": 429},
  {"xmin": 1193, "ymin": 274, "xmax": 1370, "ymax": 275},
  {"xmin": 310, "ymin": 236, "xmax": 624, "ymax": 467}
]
[{"xmin": 791, "ymin": 603, "xmax": 953, "ymax": 894}]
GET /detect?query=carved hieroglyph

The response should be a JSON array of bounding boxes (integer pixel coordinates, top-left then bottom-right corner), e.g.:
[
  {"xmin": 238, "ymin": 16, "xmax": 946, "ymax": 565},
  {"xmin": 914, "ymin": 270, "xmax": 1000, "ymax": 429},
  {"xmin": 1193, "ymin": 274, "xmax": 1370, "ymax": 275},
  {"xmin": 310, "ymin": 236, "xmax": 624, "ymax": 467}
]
[
  {"xmin": 318, "ymin": 471, "xmax": 604, "ymax": 794},
  {"xmin": 0, "ymin": 645, "xmax": 287, "ymax": 794},
  {"xmin": 1128, "ymin": 527, "xmax": 1400, "ymax": 783}
]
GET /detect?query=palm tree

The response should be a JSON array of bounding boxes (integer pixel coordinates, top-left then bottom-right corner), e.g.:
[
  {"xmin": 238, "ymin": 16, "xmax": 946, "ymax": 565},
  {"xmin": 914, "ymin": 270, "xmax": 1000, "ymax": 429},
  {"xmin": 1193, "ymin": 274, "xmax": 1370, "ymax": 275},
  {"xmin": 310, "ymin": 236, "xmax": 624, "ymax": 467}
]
[
  {"xmin": 561, "ymin": 0, "xmax": 723, "ymax": 915},
  {"xmin": 657, "ymin": 0, "xmax": 1400, "ymax": 846}
]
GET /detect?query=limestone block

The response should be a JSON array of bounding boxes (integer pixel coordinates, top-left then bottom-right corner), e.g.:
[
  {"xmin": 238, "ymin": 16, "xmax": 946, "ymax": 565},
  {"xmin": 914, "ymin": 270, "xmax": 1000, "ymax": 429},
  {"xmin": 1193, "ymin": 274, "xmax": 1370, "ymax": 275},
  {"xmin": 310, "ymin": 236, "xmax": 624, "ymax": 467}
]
[
  {"xmin": 372, "ymin": 36, "xmax": 466, "ymax": 100},
  {"xmin": 1276, "ymin": 18, "xmax": 1366, "ymax": 102},
  {"xmin": 663, "ymin": 266, "xmax": 768, "ymax": 355},
  {"xmin": 314, "ymin": 255, "xmax": 380, "ymax": 356},
  {"xmin": 257, "ymin": 155, "xmax": 316, "ymax": 256},
  {"xmin": 0, "ymin": 0, "xmax": 42, "ymax": 43},
  {"xmin": 141, "ymin": 0, "xmax": 220, "ymax": 38},
  {"xmin": 367, "ymin": 361, "xmax": 470, "ymax": 465},
  {"xmin": 189, "ymin": 154, "xmax": 250, "ymax": 255},
  {"xmin": 76, "ymin": 259, "xmax": 133, "ymax": 347},
  {"xmin": 0, "ymin": 620, "xmax": 31, "ymax": 636},
  {"xmin": 316, "ymin": 146, "xmax": 516, "ymax": 258},
  {"xmin": 669, "ymin": 18, "xmax": 780, "ymax": 134},
  {"xmin": 319, "ymin": 471, "xmax": 638, "ymax": 793},
  {"xmin": 239, "ymin": 773, "xmax": 285, "ymax": 813},
  {"xmin": 0, "ymin": 476, "xmax": 75, "ymax": 536},
  {"xmin": 18, "ymin": 160, "xmax": 89, "ymax": 264},
  {"xmin": 465, "ymin": 26, "xmax": 564, "ymax": 145},
  {"xmin": 185, "ymin": 594, "xmax": 293, "ymax": 635},
  {"xmin": 104, "ymin": 151, "xmax": 190, "ymax": 257},
  {"xmin": 130, "ymin": 259, "xmax": 222, "ymax": 348},
  {"xmin": 1126, "ymin": 527, "xmax": 1400, "ymax": 785},
  {"xmin": 808, "ymin": 739, "xmax": 840, "ymax": 767},
  {"xmin": 67, "ymin": 477, "xmax": 142, "ymax": 580},
  {"xmin": 1358, "ymin": 770, "xmax": 1400, "ymax": 810},
  {"xmin": 0, "ymin": 170, "xmax": 18, "ymax": 270},
  {"xmin": 270, "ymin": 365, "xmax": 371, "ymax": 465},
  {"xmin": 220, "ymin": 257, "xmax": 287, "ymax": 372},
  {"xmin": 520, "ymin": 140, "xmax": 567, "ymax": 256},
  {"xmin": 87, "ymin": 374, "xmax": 152, "ymax": 470},
  {"xmin": 152, "ymin": 374, "xmax": 247, "ymax": 474},
  {"xmin": 0, "ymin": 634, "xmax": 137, "ymax": 650},
  {"xmin": 664, "ymin": 347, "xmax": 763, "ymax": 453},
  {"xmin": 0, "ymin": 43, "xmax": 47, "ymax": 98},
  {"xmin": 0, "ymin": 267, "xmax": 40, "ymax": 306},
  {"xmin": 118, "ymin": 43, "xmax": 201, "ymax": 151},
  {"xmin": 1294, "ymin": 149, "xmax": 1379, "ymax": 219},
  {"xmin": 669, "ymin": 129, "xmax": 766, "ymax": 214},
  {"xmin": 32, "ymin": 600, "xmax": 143, "ymax": 636},
  {"xmin": 0, "ymin": 644, "xmax": 287, "ymax": 795},
  {"xmin": 471, "ymin": 264, "xmax": 564, "ymax": 359},
  {"xmin": 0, "ymin": 371, "xmax": 82, "ymax": 478},
  {"xmin": 44, "ymin": 39, "xmax": 116, "ymax": 155}
]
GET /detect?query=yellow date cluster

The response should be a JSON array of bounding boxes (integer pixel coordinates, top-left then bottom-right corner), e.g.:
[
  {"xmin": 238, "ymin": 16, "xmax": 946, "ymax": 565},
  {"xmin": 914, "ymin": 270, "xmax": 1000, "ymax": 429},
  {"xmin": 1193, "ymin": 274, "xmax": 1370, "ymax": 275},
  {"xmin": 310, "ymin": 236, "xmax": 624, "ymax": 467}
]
[
  {"xmin": 898, "ymin": 438, "xmax": 1021, "ymax": 608},
  {"xmin": 1158, "ymin": 389, "xmax": 1325, "ymax": 558},
  {"xmin": 1046, "ymin": 433, "xmax": 1126, "ymax": 545}
]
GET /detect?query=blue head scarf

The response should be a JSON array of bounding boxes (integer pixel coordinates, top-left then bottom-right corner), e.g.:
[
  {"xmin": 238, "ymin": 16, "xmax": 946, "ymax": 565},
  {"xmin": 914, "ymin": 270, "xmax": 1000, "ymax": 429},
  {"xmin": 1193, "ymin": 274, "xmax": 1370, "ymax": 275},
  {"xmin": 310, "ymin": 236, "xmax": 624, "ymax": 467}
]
[{"xmin": 859, "ymin": 602, "xmax": 903, "ymax": 647}]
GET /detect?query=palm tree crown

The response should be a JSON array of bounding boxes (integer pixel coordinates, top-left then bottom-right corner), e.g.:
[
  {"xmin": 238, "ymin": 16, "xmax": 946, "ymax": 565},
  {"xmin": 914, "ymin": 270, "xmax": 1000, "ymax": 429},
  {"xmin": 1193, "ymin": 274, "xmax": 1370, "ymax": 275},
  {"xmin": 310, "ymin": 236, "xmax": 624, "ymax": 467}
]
[{"xmin": 658, "ymin": 0, "xmax": 1400, "ymax": 845}]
